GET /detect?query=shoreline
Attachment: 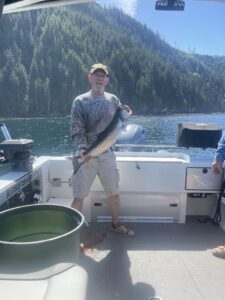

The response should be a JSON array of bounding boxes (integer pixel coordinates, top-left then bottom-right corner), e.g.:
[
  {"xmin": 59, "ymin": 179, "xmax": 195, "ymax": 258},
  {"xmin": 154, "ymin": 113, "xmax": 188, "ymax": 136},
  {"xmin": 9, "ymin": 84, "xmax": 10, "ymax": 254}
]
[{"xmin": 1, "ymin": 112, "xmax": 225, "ymax": 121}]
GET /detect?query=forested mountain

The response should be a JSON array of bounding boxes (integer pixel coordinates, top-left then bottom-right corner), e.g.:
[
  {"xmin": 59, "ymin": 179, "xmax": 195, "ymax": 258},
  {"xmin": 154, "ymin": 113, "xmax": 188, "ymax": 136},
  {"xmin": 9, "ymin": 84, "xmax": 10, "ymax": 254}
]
[{"xmin": 0, "ymin": 3, "xmax": 225, "ymax": 117}]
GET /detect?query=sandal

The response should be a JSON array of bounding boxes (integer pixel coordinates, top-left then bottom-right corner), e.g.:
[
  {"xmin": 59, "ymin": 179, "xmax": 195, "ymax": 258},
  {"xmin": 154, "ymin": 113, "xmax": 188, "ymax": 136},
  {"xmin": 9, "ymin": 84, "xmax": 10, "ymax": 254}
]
[
  {"xmin": 212, "ymin": 246, "xmax": 225, "ymax": 258},
  {"xmin": 111, "ymin": 223, "xmax": 135, "ymax": 237}
]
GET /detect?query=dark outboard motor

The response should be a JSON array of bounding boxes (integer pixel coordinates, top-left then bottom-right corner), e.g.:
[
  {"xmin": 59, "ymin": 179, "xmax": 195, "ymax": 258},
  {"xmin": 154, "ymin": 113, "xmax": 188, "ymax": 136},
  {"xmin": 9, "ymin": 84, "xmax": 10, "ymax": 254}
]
[
  {"xmin": 0, "ymin": 123, "xmax": 34, "ymax": 172},
  {"xmin": 115, "ymin": 124, "xmax": 146, "ymax": 151}
]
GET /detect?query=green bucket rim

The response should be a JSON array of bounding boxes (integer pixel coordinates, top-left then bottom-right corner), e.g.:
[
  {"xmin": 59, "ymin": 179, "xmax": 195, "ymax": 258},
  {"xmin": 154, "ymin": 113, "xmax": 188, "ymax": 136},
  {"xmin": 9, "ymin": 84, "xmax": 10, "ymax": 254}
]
[{"xmin": 0, "ymin": 204, "xmax": 85, "ymax": 246}]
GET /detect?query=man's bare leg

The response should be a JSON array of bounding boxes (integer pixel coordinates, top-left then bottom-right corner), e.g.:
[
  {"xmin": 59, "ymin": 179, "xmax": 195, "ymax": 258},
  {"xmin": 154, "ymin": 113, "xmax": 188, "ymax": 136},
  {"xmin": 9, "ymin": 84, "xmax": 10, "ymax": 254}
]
[
  {"xmin": 109, "ymin": 194, "xmax": 135, "ymax": 236},
  {"xmin": 108, "ymin": 194, "xmax": 120, "ymax": 224},
  {"xmin": 71, "ymin": 197, "xmax": 91, "ymax": 248},
  {"xmin": 71, "ymin": 198, "xmax": 83, "ymax": 211}
]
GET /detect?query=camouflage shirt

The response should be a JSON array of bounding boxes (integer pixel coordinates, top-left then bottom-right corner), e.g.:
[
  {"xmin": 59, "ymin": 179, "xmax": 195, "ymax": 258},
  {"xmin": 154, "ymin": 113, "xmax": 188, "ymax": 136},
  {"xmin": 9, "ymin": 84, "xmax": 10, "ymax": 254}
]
[{"xmin": 70, "ymin": 90, "xmax": 122, "ymax": 156}]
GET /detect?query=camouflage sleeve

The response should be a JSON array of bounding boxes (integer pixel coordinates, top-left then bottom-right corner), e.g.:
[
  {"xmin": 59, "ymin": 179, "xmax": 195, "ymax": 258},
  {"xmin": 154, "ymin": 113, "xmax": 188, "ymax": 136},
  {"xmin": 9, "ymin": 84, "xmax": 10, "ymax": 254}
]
[
  {"xmin": 113, "ymin": 95, "xmax": 123, "ymax": 108},
  {"xmin": 70, "ymin": 99, "xmax": 88, "ymax": 156}
]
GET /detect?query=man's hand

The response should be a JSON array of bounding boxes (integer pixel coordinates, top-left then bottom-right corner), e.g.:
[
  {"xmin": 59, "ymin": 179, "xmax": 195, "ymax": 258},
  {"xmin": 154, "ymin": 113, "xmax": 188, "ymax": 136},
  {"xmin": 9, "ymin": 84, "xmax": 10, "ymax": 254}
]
[
  {"xmin": 212, "ymin": 160, "xmax": 223, "ymax": 175},
  {"xmin": 123, "ymin": 104, "xmax": 132, "ymax": 116},
  {"xmin": 78, "ymin": 149, "xmax": 92, "ymax": 164}
]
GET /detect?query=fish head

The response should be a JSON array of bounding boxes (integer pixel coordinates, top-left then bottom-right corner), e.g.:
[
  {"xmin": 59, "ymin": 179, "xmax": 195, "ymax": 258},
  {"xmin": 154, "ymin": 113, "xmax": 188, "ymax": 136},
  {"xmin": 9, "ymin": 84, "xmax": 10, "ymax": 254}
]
[{"xmin": 120, "ymin": 109, "xmax": 130, "ymax": 121}]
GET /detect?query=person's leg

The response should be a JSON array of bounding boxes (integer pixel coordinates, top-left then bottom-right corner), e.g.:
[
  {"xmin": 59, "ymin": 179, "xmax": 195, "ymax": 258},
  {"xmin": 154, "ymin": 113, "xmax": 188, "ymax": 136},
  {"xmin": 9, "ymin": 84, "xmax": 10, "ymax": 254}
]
[
  {"xmin": 108, "ymin": 194, "xmax": 120, "ymax": 224},
  {"xmin": 109, "ymin": 193, "xmax": 134, "ymax": 236},
  {"xmin": 71, "ymin": 197, "xmax": 83, "ymax": 211},
  {"xmin": 71, "ymin": 159, "xmax": 98, "ymax": 248},
  {"xmin": 99, "ymin": 151, "xmax": 135, "ymax": 236}
]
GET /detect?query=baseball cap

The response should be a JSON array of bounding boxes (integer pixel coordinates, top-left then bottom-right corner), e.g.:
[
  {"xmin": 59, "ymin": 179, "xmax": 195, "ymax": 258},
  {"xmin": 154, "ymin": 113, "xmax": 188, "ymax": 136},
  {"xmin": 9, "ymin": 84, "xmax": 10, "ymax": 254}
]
[{"xmin": 90, "ymin": 63, "xmax": 109, "ymax": 76}]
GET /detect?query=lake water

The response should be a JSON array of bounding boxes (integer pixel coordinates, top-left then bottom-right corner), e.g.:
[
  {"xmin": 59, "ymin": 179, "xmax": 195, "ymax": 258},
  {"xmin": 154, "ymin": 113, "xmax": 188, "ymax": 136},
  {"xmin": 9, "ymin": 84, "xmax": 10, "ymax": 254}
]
[{"xmin": 1, "ymin": 114, "xmax": 225, "ymax": 160}]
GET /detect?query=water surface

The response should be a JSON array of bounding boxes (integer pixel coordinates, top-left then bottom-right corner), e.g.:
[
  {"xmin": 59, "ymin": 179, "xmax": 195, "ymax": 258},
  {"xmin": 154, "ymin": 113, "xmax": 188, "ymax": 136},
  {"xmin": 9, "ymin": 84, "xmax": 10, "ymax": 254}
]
[{"xmin": 1, "ymin": 114, "xmax": 225, "ymax": 160}]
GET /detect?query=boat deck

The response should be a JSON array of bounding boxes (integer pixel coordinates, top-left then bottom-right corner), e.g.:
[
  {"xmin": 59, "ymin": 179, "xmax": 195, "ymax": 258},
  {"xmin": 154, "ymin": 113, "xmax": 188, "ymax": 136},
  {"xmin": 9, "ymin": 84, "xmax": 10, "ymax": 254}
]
[{"xmin": 79, "ymin": 217, "xmax": 225, "ymax": 300}]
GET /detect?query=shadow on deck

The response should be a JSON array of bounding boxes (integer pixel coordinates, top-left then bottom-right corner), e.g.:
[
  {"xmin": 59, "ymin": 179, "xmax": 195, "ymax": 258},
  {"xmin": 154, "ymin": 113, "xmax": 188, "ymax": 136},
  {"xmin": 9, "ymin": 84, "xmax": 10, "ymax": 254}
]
[{"xmin": 78, "ymin": 217, "xmax": 225, "ymax": 300}]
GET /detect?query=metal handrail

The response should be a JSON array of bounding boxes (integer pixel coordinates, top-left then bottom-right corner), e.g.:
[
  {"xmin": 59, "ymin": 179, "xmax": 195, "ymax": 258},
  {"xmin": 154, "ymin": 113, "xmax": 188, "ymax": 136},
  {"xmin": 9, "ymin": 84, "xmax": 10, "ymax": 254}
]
[{"xmin": 114, "ymin": 144, "xmax": 178, "ymax": 149}]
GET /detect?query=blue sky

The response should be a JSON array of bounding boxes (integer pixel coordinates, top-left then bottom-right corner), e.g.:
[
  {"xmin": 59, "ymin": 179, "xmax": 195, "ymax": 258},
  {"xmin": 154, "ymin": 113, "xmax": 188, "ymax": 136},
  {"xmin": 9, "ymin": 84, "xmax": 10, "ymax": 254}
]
[{"xmin": 98, "ymin": 0, "xmax": 225, "ymax": 56}]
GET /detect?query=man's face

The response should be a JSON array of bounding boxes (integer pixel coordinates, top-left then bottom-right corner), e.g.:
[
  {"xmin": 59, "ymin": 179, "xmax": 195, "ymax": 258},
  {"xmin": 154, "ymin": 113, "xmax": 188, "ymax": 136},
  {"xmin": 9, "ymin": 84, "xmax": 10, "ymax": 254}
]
[{"xmin": 88, "ymin": 70, "xmax": 109, "ymax": 91}]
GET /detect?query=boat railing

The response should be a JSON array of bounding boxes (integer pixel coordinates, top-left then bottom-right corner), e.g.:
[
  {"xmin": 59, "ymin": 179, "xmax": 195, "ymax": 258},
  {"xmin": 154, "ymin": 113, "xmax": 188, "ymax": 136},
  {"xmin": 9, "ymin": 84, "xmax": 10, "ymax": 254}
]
[{"xmin": 114, "ymin": 143, "xmax": 180, "ymax": 152}]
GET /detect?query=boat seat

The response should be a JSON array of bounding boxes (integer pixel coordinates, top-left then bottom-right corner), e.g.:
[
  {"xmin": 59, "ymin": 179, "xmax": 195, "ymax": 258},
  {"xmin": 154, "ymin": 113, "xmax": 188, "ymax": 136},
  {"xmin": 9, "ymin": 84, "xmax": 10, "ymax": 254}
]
[{"xmin": 0, "ymin": 265, "xmax": 88, "ymax": 300}]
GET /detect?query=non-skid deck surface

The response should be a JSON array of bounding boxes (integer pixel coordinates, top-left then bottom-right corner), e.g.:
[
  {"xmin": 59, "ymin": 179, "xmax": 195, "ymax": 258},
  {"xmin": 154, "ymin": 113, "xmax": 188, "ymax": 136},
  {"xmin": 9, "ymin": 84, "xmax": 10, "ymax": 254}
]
[{"xmin": 78, "ymin": 218, "xmax": 225, "ymax": 300}]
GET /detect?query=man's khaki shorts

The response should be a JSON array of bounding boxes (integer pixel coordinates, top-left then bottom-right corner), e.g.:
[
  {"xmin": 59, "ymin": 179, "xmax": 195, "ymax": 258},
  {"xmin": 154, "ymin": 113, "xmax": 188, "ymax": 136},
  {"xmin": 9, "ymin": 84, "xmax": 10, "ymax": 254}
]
[{"xmin": 71, "ymin": 151, "xmax": 119, "ymax": 199}]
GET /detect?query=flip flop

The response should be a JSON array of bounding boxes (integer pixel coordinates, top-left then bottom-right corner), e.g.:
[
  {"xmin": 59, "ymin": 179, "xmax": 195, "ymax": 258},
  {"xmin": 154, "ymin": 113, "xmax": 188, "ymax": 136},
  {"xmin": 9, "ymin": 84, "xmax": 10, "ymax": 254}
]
[
  {"xmin": 212, "ymin": 246, "xmax": 225, "ymax": 258},
  {"xmin": 111, "ymin": 223, "xmax": 135, "ymax": 237}
]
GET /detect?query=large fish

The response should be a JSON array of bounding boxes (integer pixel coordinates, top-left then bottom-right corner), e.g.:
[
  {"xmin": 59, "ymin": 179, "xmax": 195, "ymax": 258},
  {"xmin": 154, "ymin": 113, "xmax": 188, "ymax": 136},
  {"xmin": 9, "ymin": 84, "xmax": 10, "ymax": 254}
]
[{"xmin": 73, "ymin": 107, "xmax": 130, "ymax": 174}]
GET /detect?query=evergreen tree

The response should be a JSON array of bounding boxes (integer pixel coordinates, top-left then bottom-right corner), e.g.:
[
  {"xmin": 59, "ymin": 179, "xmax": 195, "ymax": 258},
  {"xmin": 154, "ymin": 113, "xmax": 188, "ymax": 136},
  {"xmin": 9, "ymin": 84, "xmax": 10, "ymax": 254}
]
[{"xmin": 0, "ymin": 3, "xmax": 225, "ymax": 117}]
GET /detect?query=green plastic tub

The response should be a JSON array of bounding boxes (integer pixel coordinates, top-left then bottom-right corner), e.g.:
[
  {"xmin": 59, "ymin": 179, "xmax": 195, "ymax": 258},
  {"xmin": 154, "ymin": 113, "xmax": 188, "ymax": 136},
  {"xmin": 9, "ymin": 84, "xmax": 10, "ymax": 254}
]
[{"xmin": 0, "ymin": 204, "xmax": 85, "ymax": 279}]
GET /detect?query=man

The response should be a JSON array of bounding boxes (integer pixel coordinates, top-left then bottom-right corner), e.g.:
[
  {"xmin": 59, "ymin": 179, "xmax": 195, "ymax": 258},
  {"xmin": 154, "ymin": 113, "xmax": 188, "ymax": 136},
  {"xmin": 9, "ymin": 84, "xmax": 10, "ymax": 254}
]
[
  {"xmin": 212, "ymin": 136, "xmax": 225, "ymax": 175},
  {"xmin": 70, "ymin": 63, "xmax": 134, "ymax": 236},
  {"xmin": 212, "ymin": 134, "xmax": 225, "ymax": 257}
]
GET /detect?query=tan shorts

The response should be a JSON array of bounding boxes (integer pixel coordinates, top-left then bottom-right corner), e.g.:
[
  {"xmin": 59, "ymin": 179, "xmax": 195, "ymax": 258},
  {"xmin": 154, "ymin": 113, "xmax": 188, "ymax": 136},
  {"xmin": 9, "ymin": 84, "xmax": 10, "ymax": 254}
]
[{"xmin": 71, "ymin": 151, "xmax": 119, "ymax": 199}]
